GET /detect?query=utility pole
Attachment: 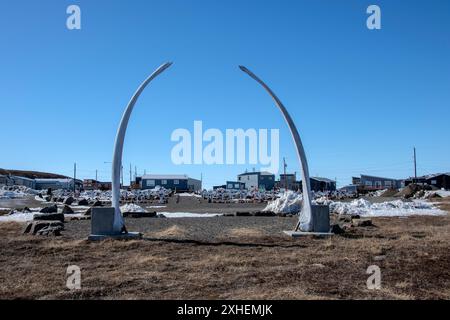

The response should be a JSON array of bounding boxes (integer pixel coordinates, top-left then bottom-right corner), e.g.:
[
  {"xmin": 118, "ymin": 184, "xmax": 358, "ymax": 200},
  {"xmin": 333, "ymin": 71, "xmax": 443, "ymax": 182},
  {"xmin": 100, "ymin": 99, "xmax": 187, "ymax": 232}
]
[
  {"xmin": 283, "ymin": 157, "xmax": 287, "ymax": 190},
  {"xmin": 414, "ymin": 147, "xmax": 417, "ymax": 183},
  {"xmin": 135, "ymin": 166, "xmax": 137, "ymax": 180},
  {"xmin": 129, "ymin": 163, "xmax": 132, "ymax": 187},
  {"xmin": 121, "ymin": 165, "xmax": 123, "ymax": 188},
  {"xmin": 73, "ymin": 162, "xmax": 76, "ymax": 193},
  {"xmin": 95, "ymin": 169, "xmax": 98, "ymax": 181}
]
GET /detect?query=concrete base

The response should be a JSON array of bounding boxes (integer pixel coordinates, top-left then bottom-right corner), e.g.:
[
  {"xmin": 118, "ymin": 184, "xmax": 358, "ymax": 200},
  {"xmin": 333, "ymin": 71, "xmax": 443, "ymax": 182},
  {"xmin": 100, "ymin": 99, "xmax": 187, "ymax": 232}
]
[
  {"xmin": 283, "ymin": 230, "xmax": 333, "ymax": 237},
  {"xmin": 311, "ymin": 204, "xmax": 330, "ymax": 233},
  {"xmin": 89, "ymin": 207, "xmax": 142, "ymax": 241},
  {"xmin": 88, "ymin": 232, "xmax": 142, "ymax": 241}
]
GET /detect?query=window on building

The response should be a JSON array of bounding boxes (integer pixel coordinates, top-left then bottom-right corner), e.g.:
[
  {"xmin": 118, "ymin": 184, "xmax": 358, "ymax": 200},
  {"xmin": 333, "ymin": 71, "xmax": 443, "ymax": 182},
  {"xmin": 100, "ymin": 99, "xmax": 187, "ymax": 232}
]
[
  {"xmin": 385, "ymin": 181, "xmax": 392, "ymax": 187},
  {"xmin": 235, "ymin": 184, "xmax": 240, "ymax": 188},
  {"xmin": 375, "ymin": 181, "xmax": 382, "ymax": 187},
  {"xmin": 431, "ymin": 180, "xmax": 437, "ymax": 185},
  {"xmin": 365, "ymin": 181, "xmax": 372, "ymax": 186},
  {"xmin": 174, "ymin": 180, "xmax": 179, "ymax": 185},
  {"xmin": 147, "ymin": 180, "xmax": 155, "ymax": 187},
  {"xmin": 227, "ymin": 183, "xmax": 233, "ymax": 189},
  {"xmin": 161, "ymin": 180, "xmax": 167, "ymax": 185}
]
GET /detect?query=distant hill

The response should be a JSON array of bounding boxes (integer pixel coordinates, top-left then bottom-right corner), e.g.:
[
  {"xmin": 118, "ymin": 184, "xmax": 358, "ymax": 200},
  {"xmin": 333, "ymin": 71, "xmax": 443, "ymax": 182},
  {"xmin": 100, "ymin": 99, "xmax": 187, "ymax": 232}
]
[{"xmin": 0, "ymin": 168, "xmax": 69, "ymax": 179}]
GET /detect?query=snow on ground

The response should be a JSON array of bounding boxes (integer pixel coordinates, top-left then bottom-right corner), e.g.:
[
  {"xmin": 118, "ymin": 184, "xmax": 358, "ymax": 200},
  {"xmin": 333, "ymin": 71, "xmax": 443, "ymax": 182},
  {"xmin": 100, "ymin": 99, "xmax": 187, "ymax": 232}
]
[
  {"xmin": 263, "ymin": 191, "xmax": 446, "ymax": 217},
  {"xmin": 120, "ymin": 203, "xmax": 146, "ymax": 213},
  {"xmin": 0, "ymin": 211, "xmax": 35, "ymax": 222},
  {"xmin": 330, "ymin": 199, "xmax": 445, "ymax": 217},
  {"xmin": 159, "ymin": 212, "xmax": 222, "ymax": 218},
  {"xmin": 147, "ymin": 206, "xmax": 167, "ymax": 208},
  {"xmin": 263, "ymin": 191, "xmax": 302, "ymax": 214},
  {"xmin": 177, "ymin": 193, "xmax": 202, "ymax": 198}
]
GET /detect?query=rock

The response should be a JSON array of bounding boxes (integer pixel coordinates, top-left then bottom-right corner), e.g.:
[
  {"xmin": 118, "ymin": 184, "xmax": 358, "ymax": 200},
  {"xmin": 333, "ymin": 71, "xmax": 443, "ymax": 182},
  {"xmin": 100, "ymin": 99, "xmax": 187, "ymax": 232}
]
[
  {"xmin": 78, "ymin": 199, "xmax": 89, "ymax": 206},
  {"xmin": 44, "ymin": 196, "xmax": 52, "ymax": 202},
  {"xmin": 157, "ymin": 213, "xmax": 166, "ymax": 218},
  {"xmin": 330, "ymin": 224, "xmax": 345, "ymax": 234},
  {"xmin": 92, "ymin": 200, "xmax": 103, "ymax": 207},
  {"xmin": 64, "ymin": 196, "xmax": 75, "ymax": 205},
  {"xmin": 253, "ymin": 211, "xmax": 276, "ymax": 217},
  {"xmin": 36, "ymin": 225, "xmax": 63, "ymax": 236},
  {"xmin": 39, "ymin": 204, "xmax": 58, "ymax": 214},
  {"xmin": 23, "ymin": 220, "xmax": 64, "ymax": 235},
  {"xmin": 123, "ymin": 211, "xmax": 156, "ymax": 218},
  {"xmin": 62, "ymin": 205, "xmax": 74, "ymax": 214},
  {"xmin": 235, "ymin": 211, "xmax": 252, "ymax": 217},
  {"xmin": 21, "ymin": 207, "xmax": 31, "ymax": 213},
  {"xmin": 84, "ymin": 207, "xmax": 91, "ymax": 216},
  {"xmin": 33, "ymin": 212, "xmax": 64, "ymax": 223},
  {"xmin": 37, "ymin": 193, "xmax": 43, "ymax": 199},
  {"xmin": 352, "ymin": 218, "xmax": 373, "ymax": 227}
]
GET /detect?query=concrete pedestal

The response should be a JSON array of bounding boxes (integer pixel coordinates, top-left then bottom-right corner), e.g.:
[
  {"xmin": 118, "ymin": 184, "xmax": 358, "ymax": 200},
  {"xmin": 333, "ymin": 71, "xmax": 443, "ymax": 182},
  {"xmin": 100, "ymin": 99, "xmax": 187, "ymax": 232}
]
[
  {"xmin": 284, "ymin": 204, "xmax": 333, "ymax": 237},
  {"xmin": 88, "ymin": 207, "xmax": 142, "ymax": 241}
]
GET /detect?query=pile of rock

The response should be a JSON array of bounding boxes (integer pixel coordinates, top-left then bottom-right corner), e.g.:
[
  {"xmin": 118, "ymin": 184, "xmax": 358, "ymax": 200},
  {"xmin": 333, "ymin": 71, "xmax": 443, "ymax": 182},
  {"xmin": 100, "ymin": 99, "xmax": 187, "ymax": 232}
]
[
  {"xmin": 23, "ymin": 210, "xmax": 65, "ymax": 236},
  {"xmin": 329, "ymin": 213, "xmax": 375, "ymax": 235}
]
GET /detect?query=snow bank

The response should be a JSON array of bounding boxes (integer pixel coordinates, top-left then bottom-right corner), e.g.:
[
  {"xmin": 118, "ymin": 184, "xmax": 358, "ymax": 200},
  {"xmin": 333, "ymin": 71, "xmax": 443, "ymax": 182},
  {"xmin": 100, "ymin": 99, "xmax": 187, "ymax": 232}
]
[
  {"xmin": 263, "ymin": 191, "xmax": 303, "ymax": 214},
  {"xmin": 330, "ymin": 199, "xmax": 445, "ymax": 217},
  {"xmin": 120, "ymin": 203, "xmax": 146, "ymax": 213},
  {"xmin": 159, "ymin": 212, "xmax": 222, "ymax": 218}
]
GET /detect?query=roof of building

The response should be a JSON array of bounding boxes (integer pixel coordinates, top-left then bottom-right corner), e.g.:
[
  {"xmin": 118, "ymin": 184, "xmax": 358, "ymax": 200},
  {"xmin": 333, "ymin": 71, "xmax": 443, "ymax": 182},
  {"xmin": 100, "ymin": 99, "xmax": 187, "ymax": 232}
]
[
  {"xmin": 407, "ymin": 172, "xmax": 450, "ymax": 180},
  {"xmin": 142, "ymin": 174, "xmax": 189, "ymax": 180},
  {"xmin": 34, "ymin": 178, "xmax": 74, "ymax": 183},
  {"xmin": 311, "ymin": 177, "xmax": 335, "ymax": 183},
  {"xmin": 360, "ymin": 174, "xmax": 400, "ymax": 181},
  {"xmin": 11, "ymin": 175, "xmax": 37, "ymax": 182},
  {"xmin": 238, "ymin": 171, "xmax": 274, "ymax": 176}
]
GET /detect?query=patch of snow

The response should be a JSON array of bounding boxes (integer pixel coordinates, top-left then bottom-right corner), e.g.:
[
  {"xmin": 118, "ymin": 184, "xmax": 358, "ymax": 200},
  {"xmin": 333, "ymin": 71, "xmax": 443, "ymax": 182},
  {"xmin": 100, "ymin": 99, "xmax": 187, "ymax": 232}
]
[
  {"xmin": 177, "ymin": 193, "xmax": 202, "ymax": 198},
  {"xmin": 147, "ymin": 205, "xmax": 167, "ymax": 208},
  {"xmin": 329, "ymin": 199, "xmax": 445, "ymax": 217},
  {"xmin": 0, "ymin": 211, "xmax": 35, "ymax": 222},
  {"xmin": 159, "ymin": 212, "xmax": 222, "ymax": 218},
  {"xmin": 120, "ymin": 203, "xmax": 146, "ymax": 213}
]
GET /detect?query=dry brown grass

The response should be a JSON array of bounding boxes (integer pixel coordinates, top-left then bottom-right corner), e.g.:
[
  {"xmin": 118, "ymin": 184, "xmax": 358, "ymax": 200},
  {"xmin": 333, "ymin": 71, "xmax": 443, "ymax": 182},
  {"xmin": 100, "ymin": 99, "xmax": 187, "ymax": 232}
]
[
  {"xmin": 0, "ymin": 211, "xmax": 449, "ymax": 300},
  {"xmin": 150, "ymin": 225, "xmax": 187, "ymax": 238},
  {"xmin": 227, "ymin": 227, "xmax": 266, "ymax": 238}
]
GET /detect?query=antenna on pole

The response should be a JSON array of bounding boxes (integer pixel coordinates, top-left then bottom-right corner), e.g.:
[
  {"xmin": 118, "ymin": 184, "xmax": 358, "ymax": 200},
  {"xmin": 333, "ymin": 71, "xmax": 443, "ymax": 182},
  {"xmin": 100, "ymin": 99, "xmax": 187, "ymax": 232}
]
[
  {"xmin": 73, "ymin": 162, "xmax": 76, "ymax": 193},
  {"xmin": 414, "ymin": 147, "xmax": 417, "ymax": 183}
]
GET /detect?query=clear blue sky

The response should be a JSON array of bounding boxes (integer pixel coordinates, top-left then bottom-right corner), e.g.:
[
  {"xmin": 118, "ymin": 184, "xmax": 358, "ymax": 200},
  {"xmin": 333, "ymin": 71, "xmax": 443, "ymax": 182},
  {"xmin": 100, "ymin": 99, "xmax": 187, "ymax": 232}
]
[{"xmin": 0, "ymin": 0, "xmax": 449, "ymax": 189}]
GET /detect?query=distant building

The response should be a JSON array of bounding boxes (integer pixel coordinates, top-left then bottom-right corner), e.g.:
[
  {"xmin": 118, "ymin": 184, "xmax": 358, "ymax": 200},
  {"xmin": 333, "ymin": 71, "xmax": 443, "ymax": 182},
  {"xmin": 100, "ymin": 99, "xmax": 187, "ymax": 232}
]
[
  {"xmin": 354, "ymin": 174, "xmax": 403, "ymax": 191},
  {"xmin": 339, "ymin": 184, "xmax": 358, "ymax": 194},
  {"xmin": 310, "ymin": 177, "xmax": 336, "ymax": 192},
  {"xmin": 277, "ymin": 173, "xmax": 300, "ymax": 190},
  {"xmin": 237, "ymin": 171, "xmax": 275, "ymax": 191},
  {"xmin": 213, "ymin": 185, "xmax": 226, "ymax": 190},
  {"xmin": 298, "ymin": 177, "xmax": 336, "ymax": 192},
  {"xmin": 83, "ymin": 179, "xmax": 112, "ymax": 191},
  {"xmin": 404, "ymin": 173, "xmax": 450, "ymax": 190},
  {"xmin": 4, "ymin": 175, "xmax": 36, "ymax": 189},
  {"xmin": 140, "ymin": 174, "xmax": 202, "ymax": 192},
  {"xmin": 225, "ymin": 181, "xmax": 245, "ymax": 190},
  {"xmin": 34, "ymin": 178, "xmax": 82, "ymax": 191}
]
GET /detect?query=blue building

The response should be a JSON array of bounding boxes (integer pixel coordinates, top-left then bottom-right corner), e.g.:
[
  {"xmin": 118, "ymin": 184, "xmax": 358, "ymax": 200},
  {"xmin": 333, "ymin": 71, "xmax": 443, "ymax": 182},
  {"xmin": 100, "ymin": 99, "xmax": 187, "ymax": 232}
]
[{"xmin": 140, "ymin": 174, "xmax": 202, "ymax": 192}]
